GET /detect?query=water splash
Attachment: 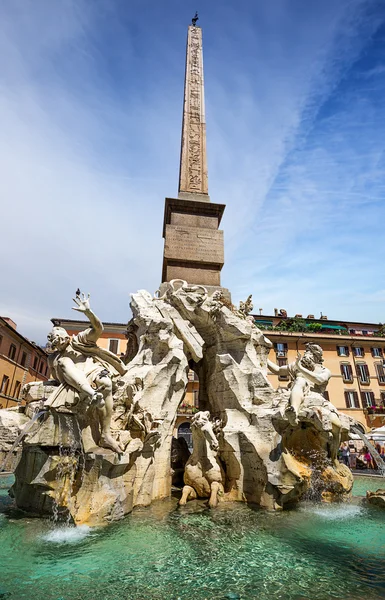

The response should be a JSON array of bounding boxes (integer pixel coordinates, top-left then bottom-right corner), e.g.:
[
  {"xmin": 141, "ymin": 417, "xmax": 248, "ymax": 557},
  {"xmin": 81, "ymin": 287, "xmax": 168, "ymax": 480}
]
[
  {"xmin": 41, "ymin": 525, "xmax": 92, "ymax": 544},
  {"xmin": 301, "ymin": 504, "xmax": 363, "ymax": 520},
  {"xmin": 51, "ymin": 413, "xmax": 81, "ymax": 525}
]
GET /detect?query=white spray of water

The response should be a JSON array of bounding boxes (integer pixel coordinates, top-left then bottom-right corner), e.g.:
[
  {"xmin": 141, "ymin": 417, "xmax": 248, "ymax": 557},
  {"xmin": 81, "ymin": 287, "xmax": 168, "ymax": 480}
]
[
  {"xmin": 301, "ymin": 504, "xmax": 363, "ymax": 520},
  {"xmin": 41, "ymin": 524, "xmax": 93, "ymax": 543}
]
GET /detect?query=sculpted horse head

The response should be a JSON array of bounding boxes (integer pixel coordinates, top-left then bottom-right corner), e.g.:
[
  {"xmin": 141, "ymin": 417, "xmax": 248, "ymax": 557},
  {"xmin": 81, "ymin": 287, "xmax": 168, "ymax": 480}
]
[{"xmin": 191, "ymin": 410, "xmax": 219, "ymax": 453}]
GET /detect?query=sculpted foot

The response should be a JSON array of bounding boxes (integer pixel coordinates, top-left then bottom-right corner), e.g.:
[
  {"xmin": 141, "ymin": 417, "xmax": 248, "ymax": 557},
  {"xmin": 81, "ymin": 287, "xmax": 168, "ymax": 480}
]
[
  {"xmin": 208, "ymin": 482, "xmax": 220, "ymax": 508},
  {"xmin": 285, "ymin": 405, "xmax": 298, "ymax": 427},
  {"xmin": 91, "ymin": 392, "xmax": 105, "ymax": 409},
  {"xmin": 99, "ymin": 434, "xmax": 123, "ymax": 454},
  {"xmin": 179, "ymin": 485, "xmax": 196, "ymax": 506}
]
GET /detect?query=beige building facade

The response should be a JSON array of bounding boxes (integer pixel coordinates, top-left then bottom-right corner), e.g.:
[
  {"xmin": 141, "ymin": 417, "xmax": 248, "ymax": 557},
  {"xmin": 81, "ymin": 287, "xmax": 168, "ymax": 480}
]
[
  {"xmin": 253, "ymin": 314, "xmax": 385, "ymax": 432},
  {"xmin": 0, "ymin": 316, "xmax": 49, "ymax": 408}
]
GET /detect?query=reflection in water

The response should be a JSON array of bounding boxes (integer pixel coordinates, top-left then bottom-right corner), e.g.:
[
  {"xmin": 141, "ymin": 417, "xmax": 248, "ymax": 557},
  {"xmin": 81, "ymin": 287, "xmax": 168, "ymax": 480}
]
[{"xmin": 0, "ymin": 477, "xmax": 384, "ymax": 600}]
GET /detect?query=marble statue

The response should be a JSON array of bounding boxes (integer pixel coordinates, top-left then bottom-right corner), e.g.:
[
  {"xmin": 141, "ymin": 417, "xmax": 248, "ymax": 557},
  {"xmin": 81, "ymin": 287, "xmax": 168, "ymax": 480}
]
[
  {"xmin": 179, "ymin": 411, "xmax": 224, "ymax": 508},
  {"xmin": 46, "ymin": 291, "xmax": 127, "ymax": 453},
  {"xmin": 268, "ymin": 343, "xmax": 331, "ymax": 423}
]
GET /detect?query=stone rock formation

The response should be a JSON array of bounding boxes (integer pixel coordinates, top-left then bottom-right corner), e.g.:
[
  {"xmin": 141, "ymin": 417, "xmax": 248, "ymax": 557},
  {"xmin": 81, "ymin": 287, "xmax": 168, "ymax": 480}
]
[
  {"xmin": 366, "ymin": 489, "xmax": 385, "ymax": 508},
  {"xmin": 1, "ymin": 283, "xmax": 358, "ymax": 524}
]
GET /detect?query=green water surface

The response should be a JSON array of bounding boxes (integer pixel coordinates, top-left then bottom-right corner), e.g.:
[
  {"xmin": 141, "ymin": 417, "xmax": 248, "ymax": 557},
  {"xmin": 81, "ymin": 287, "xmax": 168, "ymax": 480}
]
[{"xmin": 0, "ymin": 474, "xmax": 384, "ymax": 600}]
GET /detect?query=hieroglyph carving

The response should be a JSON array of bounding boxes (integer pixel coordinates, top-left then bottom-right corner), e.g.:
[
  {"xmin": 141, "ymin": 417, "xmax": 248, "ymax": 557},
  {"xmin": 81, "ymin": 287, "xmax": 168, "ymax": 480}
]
[{"xmin": 179, "ymin": 26, "xmax": 208, "ymax": 195}]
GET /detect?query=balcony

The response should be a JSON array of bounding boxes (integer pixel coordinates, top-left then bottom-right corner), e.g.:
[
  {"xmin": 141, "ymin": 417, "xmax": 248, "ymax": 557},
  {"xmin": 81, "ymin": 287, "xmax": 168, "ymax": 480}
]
[
  {"xmin": 364, "ymin": 406, "xmax": 385, "ymax": 416},
  {"xmin": 177, "ymin": 404, "xmax": 198, "ymax": 415}
]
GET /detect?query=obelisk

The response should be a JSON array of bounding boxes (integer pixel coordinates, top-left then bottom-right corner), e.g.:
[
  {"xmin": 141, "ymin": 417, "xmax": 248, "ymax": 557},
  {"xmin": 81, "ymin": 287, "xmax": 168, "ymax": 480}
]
[
  {"xmin": 178, "ymin": 21, "xmax": 208, "ymax": 199},
  {"xmin": 161, "ymin": 16, "xmax": 228, "ymax": 294}
]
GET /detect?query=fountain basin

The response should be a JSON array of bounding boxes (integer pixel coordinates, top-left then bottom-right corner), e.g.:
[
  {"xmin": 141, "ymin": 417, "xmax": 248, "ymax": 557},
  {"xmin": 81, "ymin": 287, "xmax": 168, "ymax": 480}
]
[{"xmin": 0, "ymin": 474, "xmax": 384, "ymax": 600}]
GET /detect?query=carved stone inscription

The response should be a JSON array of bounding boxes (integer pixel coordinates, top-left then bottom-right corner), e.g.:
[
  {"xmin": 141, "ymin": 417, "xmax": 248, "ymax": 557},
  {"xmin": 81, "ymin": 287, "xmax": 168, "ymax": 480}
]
[
  {"xmin": 164, "ymin": 225, "xmax": 224, "ymax": 265},
  {"xmin": 179, "ymin": 26, "xmax": 208, "ymax": 196}
]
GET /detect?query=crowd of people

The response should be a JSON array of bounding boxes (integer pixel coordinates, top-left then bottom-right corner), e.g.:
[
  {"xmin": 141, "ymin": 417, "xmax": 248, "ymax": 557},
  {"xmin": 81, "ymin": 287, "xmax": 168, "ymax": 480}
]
[{"xmin": 339, "ymin": 441, "xmax": 385, "ymax": 470}]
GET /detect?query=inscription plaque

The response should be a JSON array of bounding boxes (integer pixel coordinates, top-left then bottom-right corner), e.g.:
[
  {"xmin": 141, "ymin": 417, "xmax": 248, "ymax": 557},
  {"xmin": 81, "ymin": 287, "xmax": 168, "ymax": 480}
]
[{"xmin": 164, "ymin": 225, "xmax": 224, "ymax": 265}]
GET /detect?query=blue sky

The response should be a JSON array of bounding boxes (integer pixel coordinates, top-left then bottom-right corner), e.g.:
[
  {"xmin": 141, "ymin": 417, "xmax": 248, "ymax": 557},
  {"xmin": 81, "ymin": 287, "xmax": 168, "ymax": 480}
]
[{"xmin": 1, "ymin": 0, "xmax": 385, "ymax": 343}]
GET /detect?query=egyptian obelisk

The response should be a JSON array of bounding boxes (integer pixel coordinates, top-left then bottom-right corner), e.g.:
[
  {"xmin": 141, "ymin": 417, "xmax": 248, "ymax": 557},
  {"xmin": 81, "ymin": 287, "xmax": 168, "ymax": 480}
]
[{"xmin": 161, "ymin": 15, "xmax": 228, "ymax": 295}]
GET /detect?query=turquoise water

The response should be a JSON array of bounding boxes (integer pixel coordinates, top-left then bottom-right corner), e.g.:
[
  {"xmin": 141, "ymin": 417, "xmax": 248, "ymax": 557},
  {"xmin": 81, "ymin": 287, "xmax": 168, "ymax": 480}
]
[
  {"xmin": 1, "ymin": 474, "xmax": 385, "ymax": 600},
  {"xmin": 352, "ymin": 475, "xmax": 385, "ymax": 497}
]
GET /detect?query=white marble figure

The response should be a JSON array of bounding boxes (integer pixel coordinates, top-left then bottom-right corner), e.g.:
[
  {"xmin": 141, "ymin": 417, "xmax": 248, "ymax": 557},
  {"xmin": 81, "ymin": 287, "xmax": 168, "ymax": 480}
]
[
  {"xmin": 179, "ymin": 411, "xmax": 224, "ymax": 508},
  {"xmin": 46, "ymin": 292, "xmax": 127, "ymax": 453},
  {"xmin": 268, "ymin": 343, "xmax": 331, "ymax": 422}
]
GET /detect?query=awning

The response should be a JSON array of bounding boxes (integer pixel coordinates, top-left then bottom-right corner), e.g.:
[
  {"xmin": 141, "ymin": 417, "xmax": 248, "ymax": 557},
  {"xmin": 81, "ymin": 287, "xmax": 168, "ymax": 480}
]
[
  {"xmin": 315, "ymin": 324, "xmax": 347, "ymax": 331},
  {"xmin": 255, "ymin": 320, "xmax": 273, "ymax": 326}
]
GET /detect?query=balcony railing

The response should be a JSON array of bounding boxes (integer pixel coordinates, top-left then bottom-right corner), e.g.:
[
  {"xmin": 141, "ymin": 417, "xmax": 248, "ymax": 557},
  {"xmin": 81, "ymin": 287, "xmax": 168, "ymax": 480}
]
[
  {"xmin": 364, "ymin": 406, "xmax": 385, "ymax": 416},
  {"xmin": 177, "ymin": 405, "xmax": 198, "ymax": 415}
]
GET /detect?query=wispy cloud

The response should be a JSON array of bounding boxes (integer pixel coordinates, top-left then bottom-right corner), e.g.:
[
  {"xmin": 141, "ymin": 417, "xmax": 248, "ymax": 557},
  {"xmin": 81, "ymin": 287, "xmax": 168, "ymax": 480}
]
[{"xmin": 0, "ymin": 0, "xmax": 385, "ymax": 342}]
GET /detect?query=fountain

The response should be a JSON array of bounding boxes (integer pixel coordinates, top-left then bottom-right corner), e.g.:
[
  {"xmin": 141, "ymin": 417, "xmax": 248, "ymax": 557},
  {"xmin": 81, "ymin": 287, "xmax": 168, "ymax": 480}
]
[
  {"xmin": 0, "ymin": 287, "xmax": 384, "ymax": 600},
  {"xmin": 0, "ymin": 286, "xmax": 359, "ymax": 524}
]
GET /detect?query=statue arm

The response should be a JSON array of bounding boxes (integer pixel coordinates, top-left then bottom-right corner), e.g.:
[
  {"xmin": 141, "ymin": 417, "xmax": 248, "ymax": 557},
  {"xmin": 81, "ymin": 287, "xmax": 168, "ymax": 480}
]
[
  {"xmin": 297, "ymin": 363, "xmax": 330, "ymax": 386},
  {"xmin": 72, "ymin": 292, "xmax": 103, "ymax": 343},
  {"xmin": 267, "ymin": 359, "xmax": 289, "ymax": 376}
]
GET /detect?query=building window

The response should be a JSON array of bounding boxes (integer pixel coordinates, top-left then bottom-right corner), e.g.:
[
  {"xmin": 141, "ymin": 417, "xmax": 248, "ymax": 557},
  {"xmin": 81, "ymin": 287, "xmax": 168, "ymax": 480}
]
[
  {"xmin": 356, "ymin": 363, "xmax": 370, "ymax": 384},
  {"xmin": 337, "ymin": 346, "xmax": 349, "ymax": 357},
  {"xmin": 13, "ymin": 381, "xmax": 21, "ymax": 398},
  {"xmin": 344, "ymin": 391, "xmax": 360, "ymax": 409},
  {"xmin": 381, "ymin": 392, "xmax": 385, "ymax": 407},
  {"xmin": 278, "ymin": 357, "xmax": 289, "ymax": 381},
  {"xmin": 109, "ymin": 339, "xmax": 119, "ymax": 354},
  {"xmin": 45, "ymin": 365, "xmax": 49, "ymax": 377},
  {"xmin": 0, "ymin": 376, "xmax": 9, "ymax": 396},
  {"xmin": 353, "ymin": 347, "xmax": 364, "ymax": 357},
  {"xmin": 33, "ymin": 356, "xmax": 38, "ymax": 370},
  {"xmin": 275, "ymin": 343, "xmax": 288, "ymax": 357},
  {"xmin": 372, "ymin": 347, "xmax": 383, "ymax": 358},
  {"xmin": 39, "ymin": 361, "xmax": 45, "ymax": 374},
  {"xmin": 361, "ymin": 391, "xmax": 375, "ymax": 408},
  {"xmin": 193, "ymin": 390, "xmax": 199, "ymax": 408},
  {"xmin": 8, "ymin": 344, "xmax": 17, "ymax": 361},
  {"xmin": 375, "ymin": 363, "xmax": 385, "ymax": 384},
  {"xmin": 20, "ymin": 352, "xmax": 27, "ymax": 367},
  {"xmin": 340, "ymin": 363, "xmax": 353, "ymax": 382}
]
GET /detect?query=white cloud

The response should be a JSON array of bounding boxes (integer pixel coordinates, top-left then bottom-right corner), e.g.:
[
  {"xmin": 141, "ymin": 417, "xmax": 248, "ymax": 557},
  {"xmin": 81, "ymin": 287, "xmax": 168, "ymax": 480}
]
[{"xmin": 0, "ymin": 0, "xmax": 385, "ymax": 343}]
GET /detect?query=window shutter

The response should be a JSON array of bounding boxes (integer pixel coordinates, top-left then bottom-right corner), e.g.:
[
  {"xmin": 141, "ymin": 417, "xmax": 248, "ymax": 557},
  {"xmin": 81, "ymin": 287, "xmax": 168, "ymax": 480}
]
[
  {"xmin": 364, "ymin": 364, "xmax": 370, "ymax": 377},
  {"xmin": 354, "ymin": 392, "xmax": 360, "ymax": 408},
  {"xmin": 344, "ymin": 391, "xmax": 349, "ymax": 408}
]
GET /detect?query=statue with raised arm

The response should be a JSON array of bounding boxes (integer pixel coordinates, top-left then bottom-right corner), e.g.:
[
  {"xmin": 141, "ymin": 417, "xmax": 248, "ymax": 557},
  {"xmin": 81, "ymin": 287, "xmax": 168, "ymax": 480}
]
[
  {"xmin": 46, "ymin": 291, "xmax": 127, "ymax": 453},
  {"xmin": 268, "ymin": 343, "xmax": 331, "ymax": 423}
]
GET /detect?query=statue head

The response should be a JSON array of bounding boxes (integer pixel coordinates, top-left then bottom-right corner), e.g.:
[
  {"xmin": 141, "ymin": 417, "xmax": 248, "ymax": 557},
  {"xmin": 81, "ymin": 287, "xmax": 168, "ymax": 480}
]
[
  {"xmin": 47, "ymin": 326, "xmax": 70, "ymax": 352},
  {"xmin": 304, "ymin": 343, "xmax": 324, "ymax": 364}
]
